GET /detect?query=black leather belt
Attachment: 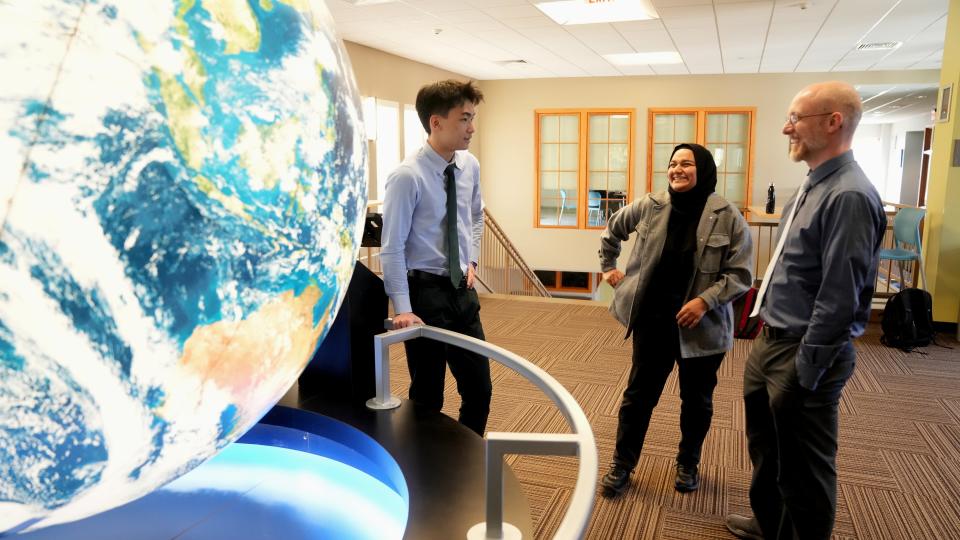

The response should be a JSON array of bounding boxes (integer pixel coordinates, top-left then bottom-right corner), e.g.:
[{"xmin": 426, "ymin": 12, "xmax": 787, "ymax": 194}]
[
  {"xmin": 762, "ymin": 325, "xmax": 802, "ymax": 340},
  {"xmin": 408, "ymin": 269, "xmax": 465, "ymax": 287}
]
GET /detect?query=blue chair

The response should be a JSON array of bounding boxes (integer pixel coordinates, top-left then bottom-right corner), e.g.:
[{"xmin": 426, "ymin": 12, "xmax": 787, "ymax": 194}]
[
  {"xmin": 587, "ymin": 191, "xmax": 602, "ymax": 225},
  {"xmin": 879, "ymin": 207, "xmax": 927, "ymax": 289}
]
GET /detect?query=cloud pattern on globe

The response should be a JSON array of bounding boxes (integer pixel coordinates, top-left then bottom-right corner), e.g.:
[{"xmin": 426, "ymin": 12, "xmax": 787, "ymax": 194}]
[{"xmin": 0, "ymin": 0, "xmax": 366, "ymax": 533}]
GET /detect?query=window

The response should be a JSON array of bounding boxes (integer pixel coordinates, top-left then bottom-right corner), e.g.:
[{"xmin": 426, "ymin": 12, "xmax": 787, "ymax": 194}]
[
  {"xmin": 648, "ymin": 108, "xmax": 754, "ymax": 208},
  {"xmin": 403, "ymin": 103, "xmax": 426, "ymax": 159},
  {"xmin": 536, "ymin": 109, "xmax": 634, "ymax": 229},
  {"xmin": 374, "ymin": 99, "xmax": 400, "ymax": 201},
  {"xmin": 363, "ymin": 98, "xmax": 426, "ymax": 200}
]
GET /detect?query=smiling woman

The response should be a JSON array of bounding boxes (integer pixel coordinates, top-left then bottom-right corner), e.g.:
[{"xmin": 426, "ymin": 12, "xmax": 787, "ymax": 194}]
[
  {"xmin": 668, "ymin": 148, "xmax": 699, "ymax": 192},
  {"xmin": 598, "ymin": 142, "xmax": 753, "ymax": 498}
]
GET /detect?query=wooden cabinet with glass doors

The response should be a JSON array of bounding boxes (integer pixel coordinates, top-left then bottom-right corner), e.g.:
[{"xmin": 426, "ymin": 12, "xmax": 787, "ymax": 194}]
[
  {"xmin": 536, "ymin": 109, "xmax": 634, "ymax": 229},
  {"xmin": 647, "ymin": 108, "xmax": 754, "ymax": 209}
]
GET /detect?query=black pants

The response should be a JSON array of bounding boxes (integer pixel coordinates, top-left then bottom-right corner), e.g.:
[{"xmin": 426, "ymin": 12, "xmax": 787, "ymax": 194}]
[
  {"xmin": 405, "ymin": 273, "xmax": 491, "ymax": 436},
  {"xmin": 613, "ymin": 316, "xmax": 725, "ymax": 470},
  {"xmin": 743, "ymin": 332, "xmax": 856, "ymax": 540}
]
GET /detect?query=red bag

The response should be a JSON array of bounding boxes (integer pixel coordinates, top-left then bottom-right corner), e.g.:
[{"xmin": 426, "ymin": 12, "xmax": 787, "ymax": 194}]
[{"xmin": 733, "ymin": 287, "xmax": 764, "ymax": 339}]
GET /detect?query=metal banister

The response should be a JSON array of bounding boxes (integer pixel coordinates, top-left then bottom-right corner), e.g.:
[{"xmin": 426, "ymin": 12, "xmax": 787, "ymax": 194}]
[{"xmin": 366, "ymin": 323, "xmax": 597, "ymax": 540}]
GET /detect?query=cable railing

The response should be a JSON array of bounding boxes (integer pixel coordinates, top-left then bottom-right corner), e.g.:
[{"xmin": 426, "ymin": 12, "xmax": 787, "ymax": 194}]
[{"xmin": 366, "ymin": 322, "xmax": 597, "ymax": 540}]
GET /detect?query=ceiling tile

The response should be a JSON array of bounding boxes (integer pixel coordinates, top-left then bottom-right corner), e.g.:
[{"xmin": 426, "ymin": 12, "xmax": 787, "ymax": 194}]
[
  {"xmin": 616, "ymin": 64, "xmax": 657, "ymax": 75},
  {"xmin": 403, "ymin": 0, "xmax": 470, "ymax": 13},
  {"xmin": 618, "ymin": 29, "xmax": 677, "ymax": 52},
  {"xmin": 501, "ymin": 16, "xmax": 558, "ymax": 29},
  {"xmin": 479, "ymin": 4, "xmax": 543, "ymax": 19},
  {"xmin": 612, "ymin": 19, "xmax": 665, "ymax": 32},
  {"xmin": 716, "ymin": 1, "xmax": 773, "ymax": 73},
  {"xmin": 649, "ymin": 63, "xmax": 691, "ymax": 75},
  {"xmin": 438, "ymin": 9, "xmax": 497, "ymax": 23},
  {"xmin": 652, "ymin": 0, "xmax": 713, "ymax": 6},
  {"xmin": 658, "ymin": 5, "xmax": 722, "ymax": 73}
]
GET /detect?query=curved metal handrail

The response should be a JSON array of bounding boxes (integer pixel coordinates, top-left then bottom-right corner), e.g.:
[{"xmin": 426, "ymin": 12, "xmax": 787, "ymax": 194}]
[{"xmin": 366, "ymin": 324, "xmax": 597, "ymax": 540}]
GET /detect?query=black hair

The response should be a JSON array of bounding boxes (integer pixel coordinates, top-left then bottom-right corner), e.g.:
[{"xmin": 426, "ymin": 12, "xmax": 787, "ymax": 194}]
[{"xmin": 415, "ymin": 80, "xmax": 484, "ymax": 134}]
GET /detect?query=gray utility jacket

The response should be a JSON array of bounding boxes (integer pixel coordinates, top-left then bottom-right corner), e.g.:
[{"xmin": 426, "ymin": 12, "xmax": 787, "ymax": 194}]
[{"xmin": 599, "ymin": 191, "xmax": 754, "ymax": 358}]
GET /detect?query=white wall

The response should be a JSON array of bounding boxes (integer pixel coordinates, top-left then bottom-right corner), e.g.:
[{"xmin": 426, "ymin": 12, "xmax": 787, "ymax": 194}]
[
  {"xmin": 852, "ymin": 124, "xmax": 889, "ymax": 199},
  {"xmin": 878, "ymin": 114, "xmax": 934, "ymax": 204}
]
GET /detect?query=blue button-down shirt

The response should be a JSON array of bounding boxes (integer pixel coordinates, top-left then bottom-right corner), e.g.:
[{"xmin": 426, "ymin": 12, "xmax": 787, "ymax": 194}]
[
  {"xmin": 759, "ymin": 150, "xmax": 886, "ymax": 389},
  {"xmin": 381, "ymin": 143, "xmax": 484, "ymax": 313}
]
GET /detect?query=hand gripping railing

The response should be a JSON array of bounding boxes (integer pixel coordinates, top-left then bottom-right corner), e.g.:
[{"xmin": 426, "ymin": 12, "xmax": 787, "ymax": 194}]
[{"xmin": 365, "ymin": 323, "xmax": 597, "ymax": 540}]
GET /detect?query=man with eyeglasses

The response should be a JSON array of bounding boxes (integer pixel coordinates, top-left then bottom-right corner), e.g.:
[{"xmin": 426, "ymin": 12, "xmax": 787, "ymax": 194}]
[{"xmin": 726, "ymin": 81, "xmax": 886, "ymax": 540}]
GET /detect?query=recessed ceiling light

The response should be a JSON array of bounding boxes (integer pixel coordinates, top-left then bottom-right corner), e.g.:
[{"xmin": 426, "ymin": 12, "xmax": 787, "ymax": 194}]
[
  {"xmin": 604, "ymin": 51, "xmax": 682, "ymax": 65},
  {"xmin": 535, "ymin": 0, "xmax": 658, "ymax": 25}
]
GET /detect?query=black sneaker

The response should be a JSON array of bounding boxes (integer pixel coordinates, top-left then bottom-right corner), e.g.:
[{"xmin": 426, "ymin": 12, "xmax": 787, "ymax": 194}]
[
  {"xmin": 600, "ymin": 464, "xmax": 631, "ymax": 495},
  {"xmin": 674, "ymin": 462, "xmax": 699, "ymax": 492}
]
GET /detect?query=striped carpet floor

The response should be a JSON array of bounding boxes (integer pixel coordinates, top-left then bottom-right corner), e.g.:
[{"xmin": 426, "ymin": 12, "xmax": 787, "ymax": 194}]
[{"xmin": 388, "ymin": 295, "xmax": 960, "ymax": 539}]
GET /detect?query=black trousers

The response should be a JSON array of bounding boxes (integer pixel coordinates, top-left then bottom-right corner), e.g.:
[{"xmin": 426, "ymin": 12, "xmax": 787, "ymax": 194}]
[
  {"xmin": 613, "ymin": 315, "xmax": 725, "ymax": 470},
  {"xmin": 743, "ymin": 332, "xmax": 856, "ymax": 540},
  {"xmin": 404, "ymin": 273, "xmax": 491, "ymax": 436}
]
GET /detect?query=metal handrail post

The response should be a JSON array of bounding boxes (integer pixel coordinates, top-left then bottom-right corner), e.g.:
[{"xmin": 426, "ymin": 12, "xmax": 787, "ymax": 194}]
[{"xmin": 364, "ymin": 322, "xmax": 597, "ymax": 539}]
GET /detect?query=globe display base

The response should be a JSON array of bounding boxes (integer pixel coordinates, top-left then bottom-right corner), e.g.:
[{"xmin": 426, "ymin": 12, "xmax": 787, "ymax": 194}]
[{"xmin": 366, "ymin": 396, "xmax": 402, "ymax": 410}]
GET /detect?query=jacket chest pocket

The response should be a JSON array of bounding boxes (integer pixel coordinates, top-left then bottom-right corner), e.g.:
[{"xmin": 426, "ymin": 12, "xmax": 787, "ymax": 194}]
[
  {"xmin": 635, "ymin": 221, "xmax": 649, "ymax": 239},
  {"xmin": 699, "ymin": 233, "xmax": 730, "ymax": 273}
]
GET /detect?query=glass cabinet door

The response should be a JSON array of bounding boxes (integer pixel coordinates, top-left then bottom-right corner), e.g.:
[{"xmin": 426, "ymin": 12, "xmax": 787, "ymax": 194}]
[
  {"xmin": 538, "ymin": 113, "xmax": 580, "ymax": 226},
  {"xmin": 647, "ymin": 109, "xmax": 753, "ymax": 209},
  {"xmin": 650, "ymin": 113, "xmax": 696, "ymax": 193},
  {"xmin": 705, "ymin": 112, "xmax": 750, "ymax": 208},
  {"xmin": 587, "ymin": 113, "xmax": 632, "ymax": 227}
]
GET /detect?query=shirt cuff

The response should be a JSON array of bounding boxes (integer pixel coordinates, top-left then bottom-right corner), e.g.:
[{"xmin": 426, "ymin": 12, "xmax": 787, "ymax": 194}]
[
  {"xmin": 391, "ymin": 294, "xmax": 412, "ymax": 315},
  {"xmin": 795, "ymin": 341, "xmax": 844, "ymax": 390}
]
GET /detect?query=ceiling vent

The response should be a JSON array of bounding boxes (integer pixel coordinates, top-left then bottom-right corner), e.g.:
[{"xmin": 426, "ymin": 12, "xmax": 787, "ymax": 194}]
[{"xmin": 856, "ymin": 41, "xmax": 902, "ymax": 51}]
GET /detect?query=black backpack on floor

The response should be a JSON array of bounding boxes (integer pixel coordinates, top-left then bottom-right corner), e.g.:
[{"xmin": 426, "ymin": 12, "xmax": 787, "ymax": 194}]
[{"xmin": 881, "ymin": 288, "xmax": 934, "ymax": 351}]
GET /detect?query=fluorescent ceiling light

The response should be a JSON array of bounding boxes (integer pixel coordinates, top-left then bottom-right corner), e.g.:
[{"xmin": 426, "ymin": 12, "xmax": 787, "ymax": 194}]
[
  {"xmin": 535, "ymin": 0, "xmax": 658, "ymax": 25},
  {"xmin": 604, "ymin": 52, "xmax": 682, "ymax": 65}
]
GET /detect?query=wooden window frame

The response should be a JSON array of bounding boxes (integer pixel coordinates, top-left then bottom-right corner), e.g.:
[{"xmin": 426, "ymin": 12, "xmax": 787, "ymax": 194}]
[
  {"xmin": 646, "ymin": 107, "xmax": 756, "ymax": 208},
  {"xmin": 535, "ymin": 108, "xmax": 635, "ymax": 229}
]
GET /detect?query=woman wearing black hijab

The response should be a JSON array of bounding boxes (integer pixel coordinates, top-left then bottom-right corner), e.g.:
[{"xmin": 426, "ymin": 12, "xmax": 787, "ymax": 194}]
[{"xmin": 598, "ymin": 143, "xmax": 753, "ymax": 496}]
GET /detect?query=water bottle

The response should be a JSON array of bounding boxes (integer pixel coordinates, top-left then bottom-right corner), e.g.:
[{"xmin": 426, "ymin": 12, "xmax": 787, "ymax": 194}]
[{"xmin": 765, "ymin": 182, "xmax": 776, "ymax": 214}]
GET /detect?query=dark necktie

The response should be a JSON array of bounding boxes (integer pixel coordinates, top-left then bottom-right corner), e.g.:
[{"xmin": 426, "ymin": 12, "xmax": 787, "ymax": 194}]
[{"xmin": 444, "ymin": 163, "xmax": 463, "ymax": 287}]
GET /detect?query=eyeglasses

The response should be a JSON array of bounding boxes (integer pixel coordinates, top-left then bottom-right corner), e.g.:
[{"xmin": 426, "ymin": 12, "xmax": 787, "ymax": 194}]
[{"xmin": 786, "ymin": 112, "xmax": 834, "ymax": 125}]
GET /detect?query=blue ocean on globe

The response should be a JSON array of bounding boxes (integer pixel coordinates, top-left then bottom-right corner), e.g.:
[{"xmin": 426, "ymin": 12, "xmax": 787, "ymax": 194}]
[{"xmin": 0, "ymin": 0, "xmax": 368, "ymax": 534}]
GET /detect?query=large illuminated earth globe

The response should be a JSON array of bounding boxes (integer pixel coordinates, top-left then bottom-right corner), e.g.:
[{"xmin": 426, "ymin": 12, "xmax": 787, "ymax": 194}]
[{"xmin": 0, "ymin": 0, "xmax": 366, "ymax": 533}]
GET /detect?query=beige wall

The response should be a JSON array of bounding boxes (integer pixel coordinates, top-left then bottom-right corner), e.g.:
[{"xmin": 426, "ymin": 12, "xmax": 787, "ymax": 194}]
[{"xmin": 477, "ymin": 70, "xmax": 939, "ymax": 273}]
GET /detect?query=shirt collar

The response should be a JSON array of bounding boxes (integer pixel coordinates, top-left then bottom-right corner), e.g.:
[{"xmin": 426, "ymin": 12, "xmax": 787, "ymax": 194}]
[
  {"xmin": 807, "ymin": 150, "xmax": 854, "ymax": 188},
  {"xmin": 421, "ymin": 142, "xmax": 463, "ymax": 174}
]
